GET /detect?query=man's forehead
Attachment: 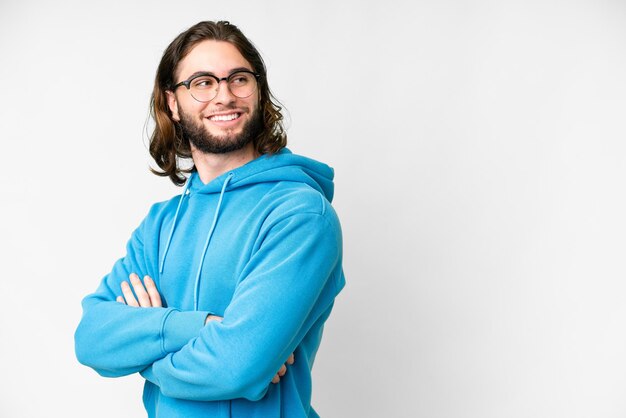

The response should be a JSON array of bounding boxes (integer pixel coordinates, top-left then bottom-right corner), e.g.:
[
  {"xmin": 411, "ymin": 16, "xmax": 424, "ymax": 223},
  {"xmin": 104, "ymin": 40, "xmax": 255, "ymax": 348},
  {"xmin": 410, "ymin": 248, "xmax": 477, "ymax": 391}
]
[{"xmin": 176, "ymin": 40, "xmax": 252, "ymax": 78}]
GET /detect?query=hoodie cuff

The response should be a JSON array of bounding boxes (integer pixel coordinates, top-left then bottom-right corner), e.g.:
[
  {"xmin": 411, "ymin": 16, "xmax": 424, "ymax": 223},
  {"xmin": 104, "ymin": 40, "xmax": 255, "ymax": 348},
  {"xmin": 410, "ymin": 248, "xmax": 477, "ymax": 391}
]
[{"xmin": 161, "ymin": 310, "xmax": 210, "ymax": 353}]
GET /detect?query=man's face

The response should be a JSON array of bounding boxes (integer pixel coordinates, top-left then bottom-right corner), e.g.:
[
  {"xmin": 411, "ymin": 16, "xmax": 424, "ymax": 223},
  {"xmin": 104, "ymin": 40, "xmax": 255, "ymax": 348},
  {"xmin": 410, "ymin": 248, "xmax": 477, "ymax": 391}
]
[{"xmin": 167, "ymin": 40, "xmax": 262, "ymax": 154}]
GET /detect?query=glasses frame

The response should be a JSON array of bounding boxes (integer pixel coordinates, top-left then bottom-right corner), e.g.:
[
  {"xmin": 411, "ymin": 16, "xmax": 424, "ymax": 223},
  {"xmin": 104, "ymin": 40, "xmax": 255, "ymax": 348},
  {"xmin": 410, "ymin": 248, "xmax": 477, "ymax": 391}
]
[{"xmin": 170, "ymin": 70, "xmax": 261, "ymax": 102}]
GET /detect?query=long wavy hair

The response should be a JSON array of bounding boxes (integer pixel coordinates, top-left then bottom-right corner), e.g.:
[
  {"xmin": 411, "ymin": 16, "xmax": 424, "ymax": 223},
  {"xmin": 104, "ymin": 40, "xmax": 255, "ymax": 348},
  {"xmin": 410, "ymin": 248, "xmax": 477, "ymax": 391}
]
[{"xmin": 149, "ymin": 21, "xmax": 287, "ymax": 185}]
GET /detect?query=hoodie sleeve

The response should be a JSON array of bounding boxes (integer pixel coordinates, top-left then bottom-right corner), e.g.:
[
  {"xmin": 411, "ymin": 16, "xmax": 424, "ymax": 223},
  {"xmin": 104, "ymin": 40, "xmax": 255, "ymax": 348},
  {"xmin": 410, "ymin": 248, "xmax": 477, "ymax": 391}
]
[
  {"xmin": 140, "ymin": 207, "xmax": 344, "ymax": 401},
  {"xmin": 74, "ymin": 213, "xmax": 210, "ymax": 377}
]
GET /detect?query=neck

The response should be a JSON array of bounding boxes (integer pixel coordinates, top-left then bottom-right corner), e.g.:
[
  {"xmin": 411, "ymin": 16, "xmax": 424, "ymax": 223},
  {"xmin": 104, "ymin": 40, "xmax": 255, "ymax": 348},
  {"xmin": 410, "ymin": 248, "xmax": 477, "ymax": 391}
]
[{"xmin": 191, "ymin": 142, "xmax": 259, "ymax": 184}]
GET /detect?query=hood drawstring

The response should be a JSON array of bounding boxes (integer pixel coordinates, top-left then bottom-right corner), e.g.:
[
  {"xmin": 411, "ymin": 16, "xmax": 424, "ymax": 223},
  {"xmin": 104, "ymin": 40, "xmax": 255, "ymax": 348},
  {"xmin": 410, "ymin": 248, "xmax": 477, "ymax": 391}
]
[
  {"xmin": 159, "ymin": 178, "xmax": 192, "ymax": 275},
  {"xmin": 193, "ymin": 172, "xmax": 233, "ymax": 310}
]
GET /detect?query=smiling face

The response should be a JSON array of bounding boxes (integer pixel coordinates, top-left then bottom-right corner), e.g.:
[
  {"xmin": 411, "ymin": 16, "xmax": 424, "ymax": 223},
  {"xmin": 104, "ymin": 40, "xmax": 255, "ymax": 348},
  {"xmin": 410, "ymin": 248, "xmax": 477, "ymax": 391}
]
[{"xmin": 167, "ymin": 40, "xmax": 262, "ymax": 154}]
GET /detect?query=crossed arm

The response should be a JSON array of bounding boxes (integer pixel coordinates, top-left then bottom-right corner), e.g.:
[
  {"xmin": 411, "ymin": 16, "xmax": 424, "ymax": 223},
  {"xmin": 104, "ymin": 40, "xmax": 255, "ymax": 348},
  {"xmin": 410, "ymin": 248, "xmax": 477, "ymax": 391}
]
[
  {"xmin": 117, "ymin": 273, "xmax": 295, "ymax": 384},
  {"xmin": 76, "ymin": 209, "xmax": 342, "ymax": 401}
]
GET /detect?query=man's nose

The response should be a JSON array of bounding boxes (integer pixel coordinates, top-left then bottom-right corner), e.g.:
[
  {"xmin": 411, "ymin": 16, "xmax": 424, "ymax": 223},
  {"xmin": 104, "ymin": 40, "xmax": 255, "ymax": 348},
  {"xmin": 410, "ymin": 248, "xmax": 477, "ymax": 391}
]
[{"xmin": 212, "ymin": 80, "xmax": 236, "ymax": 104}]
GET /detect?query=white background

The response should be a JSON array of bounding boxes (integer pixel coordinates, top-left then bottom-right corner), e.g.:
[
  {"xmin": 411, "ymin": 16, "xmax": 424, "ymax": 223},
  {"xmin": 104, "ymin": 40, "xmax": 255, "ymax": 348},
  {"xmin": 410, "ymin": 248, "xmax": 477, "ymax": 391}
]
[{"xmin": 1, "ymin": 0, "xmax": 625, "ymax": 417}]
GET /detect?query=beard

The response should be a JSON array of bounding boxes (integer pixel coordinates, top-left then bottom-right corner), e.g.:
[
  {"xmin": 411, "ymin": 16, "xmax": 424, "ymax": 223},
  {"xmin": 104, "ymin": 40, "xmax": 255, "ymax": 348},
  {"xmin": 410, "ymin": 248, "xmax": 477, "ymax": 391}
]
[{"xmin": 178, "ymin": 106, "xmax": 263, "ymax": 154}]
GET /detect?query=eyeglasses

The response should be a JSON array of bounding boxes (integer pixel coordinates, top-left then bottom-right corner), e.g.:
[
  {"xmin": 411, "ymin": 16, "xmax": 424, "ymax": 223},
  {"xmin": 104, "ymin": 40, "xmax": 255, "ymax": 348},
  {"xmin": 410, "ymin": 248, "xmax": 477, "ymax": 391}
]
[{"xmin": 171, "ymin": 70, "xmax": 260, "ymax": 102}]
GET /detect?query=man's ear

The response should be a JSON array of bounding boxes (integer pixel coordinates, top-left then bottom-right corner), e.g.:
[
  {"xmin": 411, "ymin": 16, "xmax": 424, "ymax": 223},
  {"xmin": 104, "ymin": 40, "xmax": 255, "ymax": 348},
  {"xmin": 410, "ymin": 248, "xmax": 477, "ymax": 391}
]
[{"xmin": 166, "ymin": 91, "xmax": 180, "ymax": 121}]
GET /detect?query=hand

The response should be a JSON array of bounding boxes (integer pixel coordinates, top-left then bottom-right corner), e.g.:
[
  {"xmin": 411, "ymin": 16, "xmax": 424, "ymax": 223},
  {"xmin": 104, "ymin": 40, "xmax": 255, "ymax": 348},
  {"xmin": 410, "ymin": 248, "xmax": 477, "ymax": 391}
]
[
  {"xmin": 205, "ymin": 315, "xmax": 295, "ymax": 384},
  {"xmin": 271, "ymin": 353, "xmax": 295, "ymax": 384},
  {"xmin": 116, "ymin": 273, "xmax": 162, "ymax": 307}
]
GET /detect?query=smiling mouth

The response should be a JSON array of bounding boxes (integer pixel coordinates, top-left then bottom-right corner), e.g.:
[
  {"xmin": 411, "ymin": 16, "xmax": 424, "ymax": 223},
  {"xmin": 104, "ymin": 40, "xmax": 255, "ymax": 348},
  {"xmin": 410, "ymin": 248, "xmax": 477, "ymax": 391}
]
[{"xmin": 208, "ymin": 113, "xmax": 241, "ymax": 122}]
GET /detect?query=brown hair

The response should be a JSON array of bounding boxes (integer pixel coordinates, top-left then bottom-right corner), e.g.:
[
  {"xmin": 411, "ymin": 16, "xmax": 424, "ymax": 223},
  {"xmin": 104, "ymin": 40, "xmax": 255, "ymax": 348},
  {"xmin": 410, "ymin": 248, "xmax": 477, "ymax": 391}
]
[{"xmin": 149, "ymin": 21, "xmax": 287, "ymax": 185}]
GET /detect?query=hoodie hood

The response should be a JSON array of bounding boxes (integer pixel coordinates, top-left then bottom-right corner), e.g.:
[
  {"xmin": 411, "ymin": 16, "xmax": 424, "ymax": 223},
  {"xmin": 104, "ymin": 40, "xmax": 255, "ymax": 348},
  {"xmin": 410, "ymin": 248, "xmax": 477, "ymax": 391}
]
[
  {"xmin": 187, "ymin": 148, "xmax": 335, "ymax": 202},
  {"xmin": 159, "ymin": 148, "xmax": 336, "ymax": 296}
]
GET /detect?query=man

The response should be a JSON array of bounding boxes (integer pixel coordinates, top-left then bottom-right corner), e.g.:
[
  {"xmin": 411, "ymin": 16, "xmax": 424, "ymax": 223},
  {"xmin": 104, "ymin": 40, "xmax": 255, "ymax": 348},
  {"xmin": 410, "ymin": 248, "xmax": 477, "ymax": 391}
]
[{"xmin": 75, "ymin": 21, "xmax": 345, "ymax": 417}]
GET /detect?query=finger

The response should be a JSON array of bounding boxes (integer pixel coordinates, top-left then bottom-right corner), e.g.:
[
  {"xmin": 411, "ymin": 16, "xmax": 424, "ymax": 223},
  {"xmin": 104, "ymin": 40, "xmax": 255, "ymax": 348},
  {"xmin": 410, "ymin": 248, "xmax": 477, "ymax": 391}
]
[
  {"xmin": 271, "ymin": 374, "xmax": 280, "ymax": 384},
  {"xmin": 130, "ymin": 273, "xmax": 151, "ymax": 307},
  {"xmin": 116, "ymin": 296, "xmax": 126, "ymax": 304},
  {"xmin": 205, "ymin": 314, "xmax": 224, "ymax": 325},
  {"xmin": 143, "ymin": 276, "xmax": 162, "ymax": 307},
  {"xmin": 287, "ymin": 353, "xmax": 295, "ymax": 365},
  {"xmin": 278, "ymin": 363, "xmax": 287, "ymax": 377},
  {"xmin": 121, "ymin": 281, "xmax": 138, "ymax": 307}
]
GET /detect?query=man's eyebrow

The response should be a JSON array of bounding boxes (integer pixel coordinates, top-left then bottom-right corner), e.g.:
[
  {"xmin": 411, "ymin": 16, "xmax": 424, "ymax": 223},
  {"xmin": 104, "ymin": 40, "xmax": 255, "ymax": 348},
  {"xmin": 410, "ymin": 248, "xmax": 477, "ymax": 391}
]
[
  {"xmin": 228, "ymin": 67, "xmax": 254, "ymax": 74},
  {"xmin": 184, "ymin": 67, "xmax": 254, "ymax": 80},
  {"xmin": 185, "ymin": 70, "xmax": 214, "ymax": 79}
]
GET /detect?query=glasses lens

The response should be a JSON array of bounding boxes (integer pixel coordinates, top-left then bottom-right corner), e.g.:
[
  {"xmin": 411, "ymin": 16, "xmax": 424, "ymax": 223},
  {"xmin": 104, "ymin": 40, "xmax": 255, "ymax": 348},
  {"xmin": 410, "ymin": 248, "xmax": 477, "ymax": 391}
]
[
  {"xmin": 190, "ymin": 76, "xmax": 218, "ymax": 102},
  {"xmin": 228, "ymin": 72, "xmax": 257, "ymax": 98}
]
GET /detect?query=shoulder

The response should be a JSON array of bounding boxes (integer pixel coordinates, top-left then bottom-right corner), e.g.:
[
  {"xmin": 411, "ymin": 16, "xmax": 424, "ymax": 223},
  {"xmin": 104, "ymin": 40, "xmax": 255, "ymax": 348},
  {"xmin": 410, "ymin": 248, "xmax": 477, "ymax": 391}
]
[
  {"xmin": 256, "ymin": 182, "xmax": 341, "ymax": 235},
  {"xmin": 263, "ymin": 181, "xmax": 334, "ymax": 217}
]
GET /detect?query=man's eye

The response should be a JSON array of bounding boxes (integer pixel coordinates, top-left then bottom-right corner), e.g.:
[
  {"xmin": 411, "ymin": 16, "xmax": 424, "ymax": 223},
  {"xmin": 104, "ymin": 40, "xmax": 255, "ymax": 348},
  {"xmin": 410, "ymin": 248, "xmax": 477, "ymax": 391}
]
[
  {"xmin": 192, "ymin": 77, "xmax": 216, "ymax": 89},
  {"xmin": 230, "ymin": 75, "xmax": 250, "ymax": 85}
]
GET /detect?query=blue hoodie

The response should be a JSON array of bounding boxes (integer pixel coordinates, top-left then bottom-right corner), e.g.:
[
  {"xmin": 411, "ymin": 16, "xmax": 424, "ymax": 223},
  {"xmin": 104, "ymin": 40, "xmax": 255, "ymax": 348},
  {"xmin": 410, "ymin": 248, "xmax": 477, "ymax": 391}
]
[{"xmin": 75, "ymin": 149, "xmax": 345, "ymax": 417}]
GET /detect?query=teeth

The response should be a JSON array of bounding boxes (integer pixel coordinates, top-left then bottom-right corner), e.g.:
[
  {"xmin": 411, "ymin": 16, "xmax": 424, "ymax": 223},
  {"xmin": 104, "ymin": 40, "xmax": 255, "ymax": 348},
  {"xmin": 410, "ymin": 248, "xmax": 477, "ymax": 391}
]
[{"xmin": 209, "ymin": 113, "xmax": 239, "ymax": 121}]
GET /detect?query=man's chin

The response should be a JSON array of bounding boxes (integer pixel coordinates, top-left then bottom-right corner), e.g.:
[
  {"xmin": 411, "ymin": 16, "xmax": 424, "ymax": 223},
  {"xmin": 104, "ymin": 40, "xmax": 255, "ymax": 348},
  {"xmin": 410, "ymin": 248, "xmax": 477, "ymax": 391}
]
[
  {"xmin": 205, "ymin": 129, "xmax": 240, "ymax": 140},
  {"xmin": 188, "ymin": 132, "xmax": 252, "ymax": 155}
]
